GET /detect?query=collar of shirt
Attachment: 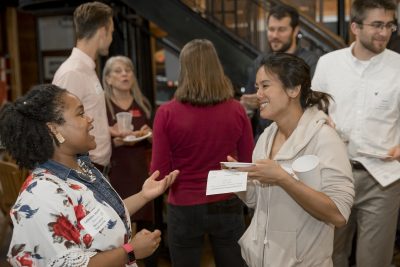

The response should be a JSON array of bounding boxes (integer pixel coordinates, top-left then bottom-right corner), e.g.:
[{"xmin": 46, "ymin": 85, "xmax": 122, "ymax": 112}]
[
  {"xmin": 71, "ymin": 47, "xmax": 96, "ymax": 71},
  {"xmin": 294, "ymin": 47, "xmax": 306, "ymax": 56},
  {"xmin": 37, "ymin": 154, "xmax": 92, "ymax": 181},
  {"xmin": 348, "ymin": 42, "xmax": 386, "ymax": 73}
]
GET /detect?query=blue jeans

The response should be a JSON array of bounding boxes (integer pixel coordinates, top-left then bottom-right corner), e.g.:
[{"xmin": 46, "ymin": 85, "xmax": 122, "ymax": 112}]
[{"xmin": 167, "ymin": 197, "xmax": 246, "ymax": 267}]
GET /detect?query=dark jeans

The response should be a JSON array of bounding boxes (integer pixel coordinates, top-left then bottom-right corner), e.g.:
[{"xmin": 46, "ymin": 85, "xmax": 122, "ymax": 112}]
[{"xmin": 167, "ymin": 197, "xmax": 246, "ymax": 267}]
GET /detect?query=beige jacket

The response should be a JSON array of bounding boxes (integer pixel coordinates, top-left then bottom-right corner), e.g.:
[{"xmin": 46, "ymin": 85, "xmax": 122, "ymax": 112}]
[{"xmin": 238, "ymin": 107, "xmax": 354, "ymax": 267}]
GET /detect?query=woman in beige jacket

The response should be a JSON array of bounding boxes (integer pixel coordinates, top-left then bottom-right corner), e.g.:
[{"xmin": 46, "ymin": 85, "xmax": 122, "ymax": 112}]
[{"xmin": 232, "ymin": 53, "xmax": 354, "ymax": 267}]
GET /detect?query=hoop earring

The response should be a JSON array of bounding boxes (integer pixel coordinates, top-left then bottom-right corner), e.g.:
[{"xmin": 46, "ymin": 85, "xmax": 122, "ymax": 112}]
[{"xmin": 55, "ymin": 132, "xmax": 65, "ymax": 144}]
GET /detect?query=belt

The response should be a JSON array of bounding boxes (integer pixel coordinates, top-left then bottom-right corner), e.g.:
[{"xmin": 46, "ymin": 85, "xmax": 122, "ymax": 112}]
[{"xmin": 351, "ymin": 160, "xmax": 366, "ymax": 171}]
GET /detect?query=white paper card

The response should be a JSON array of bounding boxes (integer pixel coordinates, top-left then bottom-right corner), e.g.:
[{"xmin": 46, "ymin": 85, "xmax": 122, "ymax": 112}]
[
  {"xmin": 358, "ymin": 150, "xmax": 392, "ymax": 159},
  {"xmin": 206, "ymin": 170, "xmax": 247, "ymax": 195},
  {"xmin": 220, "ymin": 162, "xmax": 255, "ymax": 168},
  {"xmin": 80, "ymin": 206, "xmax": 110, "ymax": 236},
  {"xmin": 353, "ymin": 157, "xmax": 400, "ymax": 187}
]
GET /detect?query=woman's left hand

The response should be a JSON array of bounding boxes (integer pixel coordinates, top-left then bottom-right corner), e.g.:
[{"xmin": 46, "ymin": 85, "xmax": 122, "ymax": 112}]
[
  {"xmin": 140, "ymin": 124, "xmax": 152, "ymax": 134},
  {"xmin": 241, "ymin": 159, "xmax": 291, "ymax": 186},
  {"xmin": 140, "ymin": 124, "xmax": 153, "ymax": 142},
  {"xmin": 141, "ymin": 170, "xmax": 179, "ymax": 201}
]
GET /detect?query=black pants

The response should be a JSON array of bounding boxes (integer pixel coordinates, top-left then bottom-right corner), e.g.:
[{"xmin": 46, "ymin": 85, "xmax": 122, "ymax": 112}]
[{"xmin": 167, "ymin": 197, "xmax": 246, "ymax": 267}]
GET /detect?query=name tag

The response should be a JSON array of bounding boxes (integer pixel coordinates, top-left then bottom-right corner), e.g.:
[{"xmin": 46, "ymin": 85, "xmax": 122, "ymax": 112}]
[
  {"xmin": 80, "ymin": 206, "xmax": 110, "ymax": 236},
  {"xmin": 131, "ymin": 109, "xmax": 142, "ymax": 117}
]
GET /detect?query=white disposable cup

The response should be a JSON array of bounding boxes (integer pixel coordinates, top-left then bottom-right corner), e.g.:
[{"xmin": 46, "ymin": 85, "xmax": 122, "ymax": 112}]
[
  {"xmin": 292, "ymin": 155, "xmax": 321, "ymax": 190},
  {"xmin": 116, "ymin": 112, "xmax": 132, "ymax": 135}
]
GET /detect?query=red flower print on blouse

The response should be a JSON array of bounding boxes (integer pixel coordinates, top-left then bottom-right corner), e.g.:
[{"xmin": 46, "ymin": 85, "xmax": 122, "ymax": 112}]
[
  {"xmin": 19, "ymin": 174, "xmax": 33, "ymax": 193},
  {"xmin": 83, "ymin": 234, "xmax": 93, "ymax": 248},
  {"xmin": 69, "ymin": 183, "xmax": 82, "ymax": 190},
  {"xmin": 74, "ymin": 201, "xmax": 86, "ymax": 230},
  {"xmin": 10, "ymin": 244, "xmax": 43, "ymax": 266},
  {"xmin": 49, "ymin": 214, "xmax": 81, "ymax": 245},
  {"xmin": 16, "ymin": 252, "xmax": 33, "ymax": 267}
]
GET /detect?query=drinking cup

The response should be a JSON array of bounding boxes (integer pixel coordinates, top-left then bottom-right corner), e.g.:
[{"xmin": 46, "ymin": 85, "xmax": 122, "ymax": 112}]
[{"xmin": 116, "ymin": 112, "xmax": 132, "ymax": 135}]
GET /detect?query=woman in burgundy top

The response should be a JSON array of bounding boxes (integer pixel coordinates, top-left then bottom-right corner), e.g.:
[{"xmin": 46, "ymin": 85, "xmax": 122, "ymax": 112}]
[{"xmin": 151, "ymin": 39, "xmax": 254, "ymax": 267}]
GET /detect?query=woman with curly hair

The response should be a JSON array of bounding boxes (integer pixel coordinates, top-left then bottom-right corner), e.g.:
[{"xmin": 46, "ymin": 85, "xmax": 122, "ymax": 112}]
[{"xmin": 0, "ymin": 84, "xmax": 179, "ymax": 267}]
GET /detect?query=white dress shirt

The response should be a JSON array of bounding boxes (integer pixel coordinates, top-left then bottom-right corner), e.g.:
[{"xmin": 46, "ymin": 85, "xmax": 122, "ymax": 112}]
[{"xmin": 312, "ymin": 43, "xmax": 400, "ymax": 159}]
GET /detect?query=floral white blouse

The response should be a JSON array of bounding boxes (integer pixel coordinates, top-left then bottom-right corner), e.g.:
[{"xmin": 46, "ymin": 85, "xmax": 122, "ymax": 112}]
[{"xmin": 7, "ymin": 157, "xmax": 135, "ymax": 267}]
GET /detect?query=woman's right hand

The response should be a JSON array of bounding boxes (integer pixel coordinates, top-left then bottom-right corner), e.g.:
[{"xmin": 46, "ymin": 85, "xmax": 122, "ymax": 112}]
[
  {"xmin": 130, "ymin": 229, "xmax": 161, "ymax": 259},
  {"xmin": 109, "ymin": 123, "xmax": 122, "ymax": 137}
]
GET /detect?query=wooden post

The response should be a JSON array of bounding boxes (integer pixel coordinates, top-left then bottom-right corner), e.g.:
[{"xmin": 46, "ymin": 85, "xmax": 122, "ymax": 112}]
[{"xmin": 6, "ymin": 7, "xmax": 22, "ymax": 101}]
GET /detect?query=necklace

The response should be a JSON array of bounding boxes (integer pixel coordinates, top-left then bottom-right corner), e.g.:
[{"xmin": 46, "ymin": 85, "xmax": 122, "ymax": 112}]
[{"xmin": 74, "ymin": 159, "xmax": 96, "ymax": 183}]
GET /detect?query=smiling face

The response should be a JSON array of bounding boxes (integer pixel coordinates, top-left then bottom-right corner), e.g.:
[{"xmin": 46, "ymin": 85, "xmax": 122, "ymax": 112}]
[
  {"xmin": 267, "ymin": 16, "xmax": 298, "ymax": 53},
  {"xmin": 106, "ymin": 60, "xmax": 134, "ymax": 93},
  {"xmin": 53, "ymin": 93, "xmax": 96, "ymax": 155},
  {"xmin": 256, "ymin": 66, "xmax": 292, "ymax": 121},
  {"xmin": 352, "ymin": 8, "xmax": 395, "ymax": 57}
]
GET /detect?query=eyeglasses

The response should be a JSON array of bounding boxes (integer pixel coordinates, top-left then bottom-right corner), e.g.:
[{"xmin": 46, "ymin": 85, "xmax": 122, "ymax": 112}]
[{"xmin": 358, "ymin": 22, "xmax": 397, "ymax": 32}]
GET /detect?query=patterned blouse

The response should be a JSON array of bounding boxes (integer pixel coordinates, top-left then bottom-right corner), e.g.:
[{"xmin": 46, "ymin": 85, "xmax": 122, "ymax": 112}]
[{"xmin": 7, "ymin": 156, "xmax": 136, "ymax": 267}]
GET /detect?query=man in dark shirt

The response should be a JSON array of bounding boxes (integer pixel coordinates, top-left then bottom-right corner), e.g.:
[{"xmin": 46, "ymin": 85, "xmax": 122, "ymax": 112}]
[{"xmin": 242, "ymin": 4, "xmax": 319, "ymax": 139}]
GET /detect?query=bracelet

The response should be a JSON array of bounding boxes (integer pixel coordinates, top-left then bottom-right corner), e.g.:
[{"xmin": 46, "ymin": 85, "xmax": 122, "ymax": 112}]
[{"xmin": 122, "ymin": 243, "xmax": 136, "ymax": 264}]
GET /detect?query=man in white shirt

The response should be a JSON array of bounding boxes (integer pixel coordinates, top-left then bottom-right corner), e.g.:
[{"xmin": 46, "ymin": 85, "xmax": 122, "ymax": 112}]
[
  {"xmin": 312, "ymin": 0, "xmax": 400, "ymax": 266},
  {"xmin": 53, "ymin": 2, "xmax": 114, "ymax": 172}
]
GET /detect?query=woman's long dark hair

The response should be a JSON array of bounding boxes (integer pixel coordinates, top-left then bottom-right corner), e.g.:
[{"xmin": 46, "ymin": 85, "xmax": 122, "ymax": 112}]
[
  {"xmin": 259, "ymin": 53, "xmax": 331, "ymax": 113},
  {"xmin": 0, "ymin": 84, "xmax": 66, "ymax": 169}
]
